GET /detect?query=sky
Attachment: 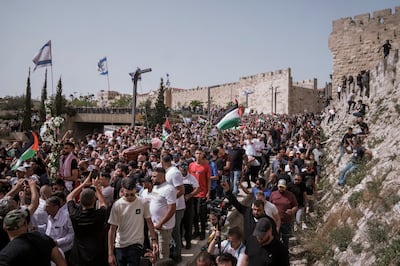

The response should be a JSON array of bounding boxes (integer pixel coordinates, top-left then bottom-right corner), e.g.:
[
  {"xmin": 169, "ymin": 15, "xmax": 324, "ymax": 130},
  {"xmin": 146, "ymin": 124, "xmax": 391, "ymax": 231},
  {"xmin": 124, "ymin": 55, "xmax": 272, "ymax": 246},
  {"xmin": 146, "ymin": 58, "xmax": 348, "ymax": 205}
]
[{"xmin": 0, "ymin": 1, "xmax": 398, "ymax": 100}]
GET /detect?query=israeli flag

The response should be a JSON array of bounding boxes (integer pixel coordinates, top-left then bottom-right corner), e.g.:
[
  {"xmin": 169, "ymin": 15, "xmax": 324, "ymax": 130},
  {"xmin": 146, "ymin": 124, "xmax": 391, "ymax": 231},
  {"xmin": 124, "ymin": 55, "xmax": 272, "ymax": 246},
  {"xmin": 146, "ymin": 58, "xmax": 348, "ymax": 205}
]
[
  {"xmin": 97, "ymin": 57, "xmax": 108, "ymax": 75},
  {"xmin": 32, "ymin": 41, "xmax": 52, "ymax": 71}
]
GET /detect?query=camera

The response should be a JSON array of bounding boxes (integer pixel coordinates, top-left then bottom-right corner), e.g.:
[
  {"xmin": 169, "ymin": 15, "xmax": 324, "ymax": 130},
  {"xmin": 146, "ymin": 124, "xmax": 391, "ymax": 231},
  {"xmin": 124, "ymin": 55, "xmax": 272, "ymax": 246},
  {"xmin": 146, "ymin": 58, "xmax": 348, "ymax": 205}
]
[{"xmin": 207, "ymin": 198, "xmax": 231, "ymax": 217}]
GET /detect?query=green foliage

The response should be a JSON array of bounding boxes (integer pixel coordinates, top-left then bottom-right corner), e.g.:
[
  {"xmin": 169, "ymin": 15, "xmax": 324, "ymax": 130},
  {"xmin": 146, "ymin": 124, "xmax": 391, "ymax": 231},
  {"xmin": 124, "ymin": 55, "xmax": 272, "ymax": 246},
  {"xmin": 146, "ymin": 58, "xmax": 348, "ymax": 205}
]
[
  {"xmin": 395, "ymin": 104, "xmax": 400, "ymax": 115},
  {"xmin": 110, "ymin": 95, "xmax": 132, "ymax": 107},
  {"xmin": 348, "ymin": 190, "xmax": 363, "ymax": 208},
  {"xmin": 367, "ymin": 136, "xmax": 385, "ymax": 149},
  {"xmin": 350, "ymin": 242, "xmax": 363, "ymax": 254},
  {"xmin": 151, "ymin": 78, "xmax": 169, "ymax": 127},
  {"xmin": 376, "ymin": 238, "xmax": 400, "ymax": 266},
  {"xmin": 0, "ymin": 96, "xmax": 25, "ymax": 110},
  {"xmin": 367, "ymin": 220, "xmax": 387, "ymax": 244},
  {"xmin": 55, "ymin": 78, "xmax": 63, "ymax": 116},
  {"xmin": 190, "ymin": 100, "xmax": 203, "ymax": 108},
  {"xmin": 39, "ymin": 69, "xmax": 48, "ymax": 122},
  {"xmin": 347, "ymin": 158, "xmax": 380, "ymax": 187},
  {"xmin": 22, "ymin": 70, "xmax": 32, "ymax": 131},
  {"xmin": 329, "ymin": 225, "xmax": 354, "ymax": 251}
]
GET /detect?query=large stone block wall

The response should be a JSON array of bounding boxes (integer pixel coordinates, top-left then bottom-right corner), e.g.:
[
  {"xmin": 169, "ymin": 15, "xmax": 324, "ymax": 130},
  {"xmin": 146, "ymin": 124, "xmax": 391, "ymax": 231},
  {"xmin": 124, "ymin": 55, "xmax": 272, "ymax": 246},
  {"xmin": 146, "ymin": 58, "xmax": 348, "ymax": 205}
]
[
  {"xmin": 329, "ymin": 6, "xmax": 400, "ymax": 89},
  {"xmin": 136, "ymin": 67, "xmax": 318, "ymax": 115}
]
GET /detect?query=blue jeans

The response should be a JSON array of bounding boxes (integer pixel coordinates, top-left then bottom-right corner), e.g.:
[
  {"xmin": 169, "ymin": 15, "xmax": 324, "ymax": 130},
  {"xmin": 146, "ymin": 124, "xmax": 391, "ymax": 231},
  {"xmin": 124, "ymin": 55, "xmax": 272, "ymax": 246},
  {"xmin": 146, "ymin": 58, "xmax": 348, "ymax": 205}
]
[
  {"xmin": 338, "ymin": 161, "xmax": 357, "ymax": 185},
  {"xmin": 231, "ymin": 170, "xmax": 241, "ymax": 196},
  {"xmin": 115, "ymin": 244, "xmax": 142, "ymax": 266}
]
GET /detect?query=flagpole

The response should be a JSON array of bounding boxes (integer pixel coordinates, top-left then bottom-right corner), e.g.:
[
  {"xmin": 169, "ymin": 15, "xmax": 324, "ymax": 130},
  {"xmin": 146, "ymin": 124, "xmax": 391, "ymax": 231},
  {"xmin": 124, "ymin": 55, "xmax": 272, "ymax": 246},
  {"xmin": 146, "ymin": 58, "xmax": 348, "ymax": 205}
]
[
  {"xmin": 50, "ymin": 65, "xmax": 54, "ymax": 96},
  {"xmin": 106, "ymin": 59, "xmax": 111, "ymax": 98}
]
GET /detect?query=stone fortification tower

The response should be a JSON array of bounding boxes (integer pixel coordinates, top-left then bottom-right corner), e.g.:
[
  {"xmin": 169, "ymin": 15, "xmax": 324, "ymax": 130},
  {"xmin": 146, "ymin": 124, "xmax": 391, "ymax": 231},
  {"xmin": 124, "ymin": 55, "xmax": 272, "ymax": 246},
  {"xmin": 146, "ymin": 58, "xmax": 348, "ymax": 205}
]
[{"xmin": 329, "ymin": 6, "xmax": 400, "ymax": 90}]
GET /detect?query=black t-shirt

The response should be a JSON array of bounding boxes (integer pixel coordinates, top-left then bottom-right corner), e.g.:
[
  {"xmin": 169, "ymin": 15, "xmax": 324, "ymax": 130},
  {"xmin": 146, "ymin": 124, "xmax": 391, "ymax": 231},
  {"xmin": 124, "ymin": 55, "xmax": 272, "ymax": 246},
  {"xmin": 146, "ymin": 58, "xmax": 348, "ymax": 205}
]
[
  {"xmin": 245, "ymin": 237, "xmax": 289, "ymax": 266},
  {"xmin": 67, "ymin": 201, "xmax": 108, "ymax": 266},
  {"xmin": 287, "ymin": 182, "xmax": 307, "ymax": 207},
  {"xmin": 229, "ymin": 147, "xmax": 246, "ymax": 171},
  {"xmin": 0, "ymin": 231, "xmax": 55, "ymax": 266}
]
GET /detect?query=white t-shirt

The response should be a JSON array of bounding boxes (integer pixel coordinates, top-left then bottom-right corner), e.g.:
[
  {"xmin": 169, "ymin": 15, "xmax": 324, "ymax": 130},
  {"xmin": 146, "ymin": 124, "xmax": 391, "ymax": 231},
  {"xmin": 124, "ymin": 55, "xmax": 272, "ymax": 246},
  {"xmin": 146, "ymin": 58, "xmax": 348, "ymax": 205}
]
[
  {"xmin": 264, "ymin": 200, "xmax": 279, "ymax": 220},
  {"xmin": 212, "ymin": 240, "xmax": 246, "ymax": 260},
  {"xmin": 108, "ymin": 197, "xmax": 150, "ymax": 248},
  {"xmin": 165, "ymin": 166, "xmax": 185, "ymax": 210},
  {"xmin": 150, "ymin": 182, "xmax": 176, "ymax": 230},
  {"xmin": 101, "ymin": 185, "xmax": 114, "ymax": 206}
]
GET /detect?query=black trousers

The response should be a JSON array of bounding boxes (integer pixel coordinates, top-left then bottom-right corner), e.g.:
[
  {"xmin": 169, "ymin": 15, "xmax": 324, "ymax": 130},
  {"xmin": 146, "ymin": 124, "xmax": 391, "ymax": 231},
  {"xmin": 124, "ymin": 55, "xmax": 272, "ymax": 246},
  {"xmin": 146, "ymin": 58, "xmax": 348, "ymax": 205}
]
[{"xmin": 192, "ymin": 197, "xmax": 207, "ymax": 234}]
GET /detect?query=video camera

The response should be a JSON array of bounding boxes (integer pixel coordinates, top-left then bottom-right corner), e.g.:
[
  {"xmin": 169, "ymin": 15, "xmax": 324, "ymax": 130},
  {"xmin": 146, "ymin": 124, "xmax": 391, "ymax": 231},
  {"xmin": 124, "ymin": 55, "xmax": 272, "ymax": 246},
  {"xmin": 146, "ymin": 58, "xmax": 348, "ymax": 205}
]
[{"xmin": 207, "ymin": 198, "xmax": 231, "ymax": 217}]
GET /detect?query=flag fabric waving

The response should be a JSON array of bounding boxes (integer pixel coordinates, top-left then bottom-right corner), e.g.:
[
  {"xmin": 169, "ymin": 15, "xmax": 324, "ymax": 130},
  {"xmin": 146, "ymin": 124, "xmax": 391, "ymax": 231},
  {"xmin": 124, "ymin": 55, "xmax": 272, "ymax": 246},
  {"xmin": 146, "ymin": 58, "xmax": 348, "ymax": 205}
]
[
  {"xmin": 215, "ymin": 105, "xmax": 244, "ymax": 130},
  {"xmin": 32, "ymin": 41, "xmax": 52, "ymax": 71},
  {"xmin": 97, "ymin": 57, "xmax": 108, "ymax": 75},
  {"xmin": 11, "ymin": 131, "xmax": 39, "ymax": 170},
  {"xmin": 162, "ymin": 118, "xmax": 172, "ymax": 141},
  {"xmin": 164, "ymin": 117, "xmax": 172, "ymax": 132}
]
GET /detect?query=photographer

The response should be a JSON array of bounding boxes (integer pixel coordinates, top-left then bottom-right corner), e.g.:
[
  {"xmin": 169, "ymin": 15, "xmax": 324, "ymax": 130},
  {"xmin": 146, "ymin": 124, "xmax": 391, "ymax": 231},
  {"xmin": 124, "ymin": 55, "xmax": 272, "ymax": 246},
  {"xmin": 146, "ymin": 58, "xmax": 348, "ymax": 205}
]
[
  {"xmin": 208, "ymin": 226, "xmax": 245, "ymax": 262},
  {"xmin": 220, "ymin": 180, "xmax": 278, "ymax": 256}
]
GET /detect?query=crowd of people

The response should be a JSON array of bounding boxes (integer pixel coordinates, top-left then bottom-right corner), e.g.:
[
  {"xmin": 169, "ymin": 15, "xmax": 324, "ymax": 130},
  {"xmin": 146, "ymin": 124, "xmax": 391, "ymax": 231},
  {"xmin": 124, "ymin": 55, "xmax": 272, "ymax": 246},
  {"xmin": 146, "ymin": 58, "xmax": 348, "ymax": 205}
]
[{"xmin": 0, "ymin": 109, "xmax": 326, "ymax": 266}]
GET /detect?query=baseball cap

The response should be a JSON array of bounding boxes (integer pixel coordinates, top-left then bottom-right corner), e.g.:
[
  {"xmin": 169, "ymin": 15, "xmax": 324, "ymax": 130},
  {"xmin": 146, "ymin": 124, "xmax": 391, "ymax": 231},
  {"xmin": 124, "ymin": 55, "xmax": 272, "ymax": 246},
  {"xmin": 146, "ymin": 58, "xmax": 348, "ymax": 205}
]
[
  {"xmin": 278, "ymin": 179, "xmax": 287, "ymax": 188},
  {"xmin": 3, "ymin": 209, "xmax": 27, "ymax": 231},
  {"xmin": 16, "ymin": 166, "xmax": 26, "ymax": 172},
  {"xmin": 253, "ymin": 217, "xmax": 272, "ymax": 237}
]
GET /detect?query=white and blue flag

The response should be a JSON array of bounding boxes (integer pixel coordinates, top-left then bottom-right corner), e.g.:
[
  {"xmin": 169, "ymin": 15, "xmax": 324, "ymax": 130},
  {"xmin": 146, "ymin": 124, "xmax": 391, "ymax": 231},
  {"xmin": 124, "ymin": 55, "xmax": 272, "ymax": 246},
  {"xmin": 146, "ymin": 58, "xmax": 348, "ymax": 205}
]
[
  {"xmin": 97, "ymin": 57, "xmax": 108, "ymax": 75},
  {"xmin": 32, "ymin": 40, "xmax": 52, "ymax": 71}
]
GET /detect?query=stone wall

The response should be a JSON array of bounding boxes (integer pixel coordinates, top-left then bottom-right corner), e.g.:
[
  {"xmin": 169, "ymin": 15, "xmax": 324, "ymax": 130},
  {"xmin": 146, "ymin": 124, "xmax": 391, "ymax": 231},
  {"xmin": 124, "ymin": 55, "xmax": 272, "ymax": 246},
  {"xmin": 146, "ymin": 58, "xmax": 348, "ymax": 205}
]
[
  {"xmin": 329, "ymin": 6, "xmax": 400, "ymax": 90},
  {"xmin": 136, "ymin": 67, "xmax": 319, "ymax": 115}
]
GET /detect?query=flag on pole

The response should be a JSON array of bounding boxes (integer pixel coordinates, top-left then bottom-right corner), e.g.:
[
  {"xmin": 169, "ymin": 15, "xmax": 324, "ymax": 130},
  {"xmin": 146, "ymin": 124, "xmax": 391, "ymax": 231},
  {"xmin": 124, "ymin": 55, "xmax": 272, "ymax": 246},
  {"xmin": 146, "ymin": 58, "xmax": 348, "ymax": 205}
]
[
  {"xmin": 11, "ymin": 131, "xmax": 39, "ymax": 170},
  {"xmin": 32, "ymin": 41, "xmax": 52, "ymax": 71},
  {"xmin": 164, "ymin": 117, "xmax": 172, "ymax": 132},
  {"xmin": 215, "ymin": 105, "xmax": 244, "ymax": 130},
  {"xmin": 97, "ymin": 57, "xmax": 108, "ymax": 75}
]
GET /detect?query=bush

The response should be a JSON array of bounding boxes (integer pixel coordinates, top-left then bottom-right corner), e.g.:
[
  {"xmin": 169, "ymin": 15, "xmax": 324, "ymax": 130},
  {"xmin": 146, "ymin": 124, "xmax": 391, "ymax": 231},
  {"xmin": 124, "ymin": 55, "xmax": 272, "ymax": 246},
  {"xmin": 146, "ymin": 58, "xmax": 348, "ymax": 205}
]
[
  {"xmin": 348, "ymin": 191, "xmax": 363, "ymax": 208},
  {"xmin": 329, "ymin": 225, "xmax": 354, "ymax": 251}
]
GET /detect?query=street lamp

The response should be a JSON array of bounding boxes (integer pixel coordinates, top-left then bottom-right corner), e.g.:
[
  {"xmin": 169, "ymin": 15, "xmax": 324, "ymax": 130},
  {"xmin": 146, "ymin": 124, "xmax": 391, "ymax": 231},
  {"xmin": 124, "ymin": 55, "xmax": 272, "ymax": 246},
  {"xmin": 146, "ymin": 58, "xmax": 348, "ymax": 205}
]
[
  {"xmin": 242, "ymin": 88, "xmax": 254, "ymax": 108},
  {"xmin": 129, "ymin": 67, "xmax": 152, "ymax": 128},
  {"xmin": 269, "ymin": 85, "xmax": 279, "ymax": 114}
]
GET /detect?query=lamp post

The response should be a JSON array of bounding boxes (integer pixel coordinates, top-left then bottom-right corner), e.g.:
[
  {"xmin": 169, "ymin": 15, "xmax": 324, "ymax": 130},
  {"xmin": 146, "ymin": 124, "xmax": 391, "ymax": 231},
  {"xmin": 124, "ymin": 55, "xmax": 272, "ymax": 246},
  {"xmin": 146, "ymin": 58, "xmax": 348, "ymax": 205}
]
[
  {"xmin": 129, "ymin": 67, "xmax": 152, "ymax": 128},
  {"xmin": 242, "ymin": 88, "xmax": 254, "ymax": 108},
  {"xmin": 274, "ymin": 88, "xmax": 280, "ymax": 114}
]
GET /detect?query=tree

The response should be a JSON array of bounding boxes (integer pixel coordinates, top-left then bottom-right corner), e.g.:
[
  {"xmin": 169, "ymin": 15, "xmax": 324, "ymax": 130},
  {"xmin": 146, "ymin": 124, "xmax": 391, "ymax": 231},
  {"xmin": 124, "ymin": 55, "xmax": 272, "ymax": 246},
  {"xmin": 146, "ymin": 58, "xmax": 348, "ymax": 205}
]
[
  {"xmin": 39, "ymin": 68, "xmax": 48, "ymax": 122},
  {"xmin": 139, "ymin": 98, "xmax": 153, "ymax": 128},
  {"xmin": 153, "ymin": 78, "xmax": 169, "ymax": 126},
  {"xmin": 190, "ymin": 100, "xmax": 203, "ymax": 110},
  {"xmin": 55, "ymin": 77, "xmax": 63, "ymax": 116},
  {"xmin": 22, "ymin": 69, "xmax": 32, "ymax": 131},
  {"xmin": 110, "ymin": 95, "xmax": 132, "ymax": 107}
]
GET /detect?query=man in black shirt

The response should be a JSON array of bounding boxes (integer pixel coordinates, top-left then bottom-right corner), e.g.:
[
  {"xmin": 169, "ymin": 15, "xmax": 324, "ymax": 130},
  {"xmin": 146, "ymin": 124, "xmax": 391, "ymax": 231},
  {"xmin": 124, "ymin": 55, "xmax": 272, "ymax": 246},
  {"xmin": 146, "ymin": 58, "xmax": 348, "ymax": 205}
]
[
  {"xmin": 241, "ymin": 217, "xmax": 289, "ymax": 266},
  {"xmin": 67, "ymin": 175, "xmax": 108, "ymax": 265},
  {"xmin": 0, "ymin": 209, "xmax": 66, "ymax": 266}
]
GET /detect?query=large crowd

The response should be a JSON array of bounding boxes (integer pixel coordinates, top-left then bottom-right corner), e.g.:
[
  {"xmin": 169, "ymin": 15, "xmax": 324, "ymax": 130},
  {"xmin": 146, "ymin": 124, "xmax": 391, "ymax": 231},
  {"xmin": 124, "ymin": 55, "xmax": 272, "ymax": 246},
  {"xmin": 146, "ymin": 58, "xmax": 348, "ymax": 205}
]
[{"xmin": 0, "ymin": 109, "xmax": 327, "ymax": 266}]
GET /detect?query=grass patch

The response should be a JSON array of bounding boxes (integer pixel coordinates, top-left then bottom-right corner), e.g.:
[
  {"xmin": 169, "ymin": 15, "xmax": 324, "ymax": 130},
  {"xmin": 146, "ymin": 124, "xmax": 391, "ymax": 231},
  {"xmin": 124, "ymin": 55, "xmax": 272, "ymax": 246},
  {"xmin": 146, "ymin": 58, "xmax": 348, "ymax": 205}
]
[
  {"xmin": 389, "ymin": 153, "xmax": 397, "ymax": 161},
  {"xmin": 350, "ymin": 242, "xmax": 363, "ymax": 254},
  {"xmin": 346, "ymin": 158, "xmax": 379, "ymax": 187},
  {"xmin": 348, "ymin": 190, "xmax": 363, "ymax": 208},
  {"xmin": 376, "ymin": 238, "xmax": 400, "ymax": 266},
  {"xmin": 329, "ymin": 225, "xmax": 354, "ymax": 251},
  {"xmin": 367, "ymin": 220, "xmax": 387, "ymax": 244},
  {"xmin": 367, "ymin": 136, "xmax": 385, "ymax": 149},
  {"xmin": 395, "ymin": 104, "xmax": 400, "ymax": 115}
]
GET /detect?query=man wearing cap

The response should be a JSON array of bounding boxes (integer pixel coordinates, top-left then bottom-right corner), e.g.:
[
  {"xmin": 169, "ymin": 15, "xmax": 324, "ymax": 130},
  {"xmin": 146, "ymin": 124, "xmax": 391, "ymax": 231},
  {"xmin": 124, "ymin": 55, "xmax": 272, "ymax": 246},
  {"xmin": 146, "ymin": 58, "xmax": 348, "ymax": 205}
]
[
  {"xmin": 239, "ymin": 217, "xmax": 289, "ymax": 266},
  {"xmin": 269, "ymin": 179, "xmax": 298, "ymax": 249},
  {"xmin": 0, "ymin": 209, "xmax": 67, "ymax": 265}
]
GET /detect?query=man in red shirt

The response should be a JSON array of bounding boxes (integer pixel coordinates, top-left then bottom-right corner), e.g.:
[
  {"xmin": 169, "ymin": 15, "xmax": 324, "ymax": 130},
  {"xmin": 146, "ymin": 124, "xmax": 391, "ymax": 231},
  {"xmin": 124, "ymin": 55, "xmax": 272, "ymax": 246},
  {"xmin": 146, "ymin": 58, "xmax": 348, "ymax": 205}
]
[
  {"xmin": 269, "ymin": 179, "xmax": 298, "ymax": 249},
  {"xmin": 189, "ymin": 148, "xmax": 211, "ymax": 240}
]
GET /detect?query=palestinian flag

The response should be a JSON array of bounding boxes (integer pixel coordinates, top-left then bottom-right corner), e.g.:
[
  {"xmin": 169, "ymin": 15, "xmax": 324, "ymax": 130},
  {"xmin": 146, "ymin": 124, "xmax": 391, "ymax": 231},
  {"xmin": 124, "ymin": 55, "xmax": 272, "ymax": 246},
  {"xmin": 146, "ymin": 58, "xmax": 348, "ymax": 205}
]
[
  {"xmin": 215, "ymin": 105, "xmax": 244, "ymax": 130},
  {"xmin": 162, "ymin": 117, "xmax": 171, "ymax": 141},
  {"xmin": 11, "ymin": 131, "xmax": 39, "ymax": 170}
]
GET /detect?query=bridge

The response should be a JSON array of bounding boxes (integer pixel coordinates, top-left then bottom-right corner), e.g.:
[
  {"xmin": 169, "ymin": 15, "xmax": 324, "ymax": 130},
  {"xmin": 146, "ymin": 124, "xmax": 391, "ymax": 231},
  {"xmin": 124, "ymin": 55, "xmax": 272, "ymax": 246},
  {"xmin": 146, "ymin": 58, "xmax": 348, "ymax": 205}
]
[{"xmin": 66, "ymin": 107, "xmax": 142, "ymax": 138}]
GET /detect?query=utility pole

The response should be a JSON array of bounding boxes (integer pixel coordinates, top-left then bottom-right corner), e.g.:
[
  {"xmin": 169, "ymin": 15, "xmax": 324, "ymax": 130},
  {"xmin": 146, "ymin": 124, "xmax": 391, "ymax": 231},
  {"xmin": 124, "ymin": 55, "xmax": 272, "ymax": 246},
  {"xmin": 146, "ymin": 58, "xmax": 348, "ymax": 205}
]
[{"xmin": 129, "ymin": 67, "xmax": 152, "ymax": 128}]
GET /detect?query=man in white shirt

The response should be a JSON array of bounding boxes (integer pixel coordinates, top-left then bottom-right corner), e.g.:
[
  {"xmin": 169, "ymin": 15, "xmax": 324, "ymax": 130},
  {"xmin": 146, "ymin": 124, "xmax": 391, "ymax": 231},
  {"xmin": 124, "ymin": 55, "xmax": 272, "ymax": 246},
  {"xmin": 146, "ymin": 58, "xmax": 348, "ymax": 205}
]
[
  {"xmin": 108, "ymin": 178, "xmax": 158, "ymax": 266},
  {"xmin": 162, "ymin": 155, "xmax": 185, "ymax": 262},
  {"xmin": 45, "ymin": 195, "xmax": 74, "ymax": 260},
  {"xmin": 31, "ymin": 185, "xmax": 52, "ymax": 233},
  {"xmin": 150, "ymin": 167, "xmax": 177, "ymax": 259}
]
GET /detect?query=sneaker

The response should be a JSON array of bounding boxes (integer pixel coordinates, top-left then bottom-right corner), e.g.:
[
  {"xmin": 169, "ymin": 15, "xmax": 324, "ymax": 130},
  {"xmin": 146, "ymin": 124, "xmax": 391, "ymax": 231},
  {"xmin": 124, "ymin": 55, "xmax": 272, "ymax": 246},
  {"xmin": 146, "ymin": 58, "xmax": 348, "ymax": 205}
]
[
  {"xmin": 186, "ymin": 242, "xmax": 192, "ymax": 249},
  {"xmin": 302, "ymin": 223, "xmax": 308, "ymax": 230}
]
